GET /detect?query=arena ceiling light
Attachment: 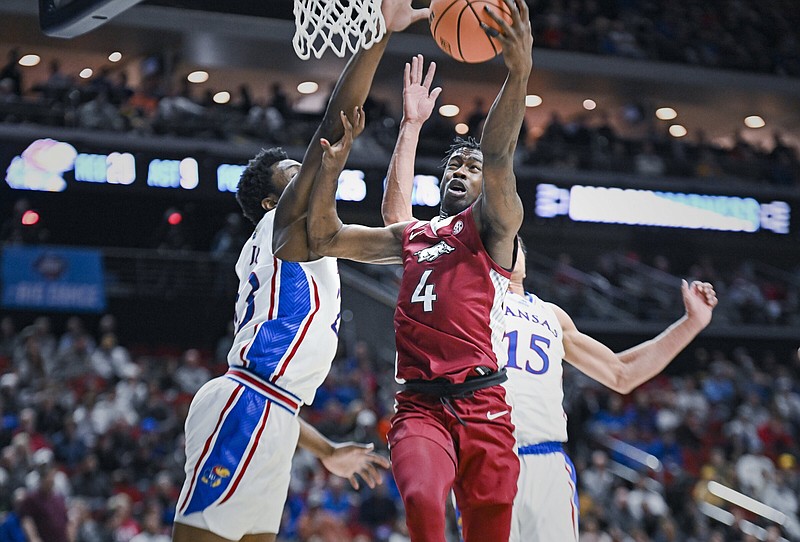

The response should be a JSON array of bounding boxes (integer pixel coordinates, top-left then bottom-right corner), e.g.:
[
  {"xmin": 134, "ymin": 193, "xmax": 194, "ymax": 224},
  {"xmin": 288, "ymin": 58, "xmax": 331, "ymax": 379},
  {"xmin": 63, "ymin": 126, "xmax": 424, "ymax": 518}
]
[
  {"xmin": 19, "ymin": 54, "xmax": 41, "ymax": 67},
  {"xmin": 108, "ymin": 52, "xmax": 122, "ymax": 62},
  {"xmin": 297, "ymin": 81, "xmax": 319, "ymax": 94},
  {"xmin": 213, "ymin": 91, "xmax": 231, "ymax": 104},
  {"xmin": 669, "ymin": 124, "xmax": 687, "ymax": 138},
  {"xmin": 744, "ymin": 115, "xmax": 765, "ymax": 128},
  {"xmin": 656, "ymin": 107, "xmax": 677, "ymax": 120},
  {"xmin": 455, "ymin": 123, "xmax": 469, "ymax": 135},
  {"xmin": 439, "ymin": 104, "xmax": 459, "ymax": 117},
  {"xmin": 187, "ymin": 71, "xmax": 209, "ymax": 84},
  {"xmin": 525, "ymin": 94, "xmax": 542, "ymax": 107},
  {"xmin": 583, "ymin": 99, "xmax": 596, "ymax": 111},
  {"xmin": 79, "ymin": 68, "xmax": 93, "ymax": 79}
]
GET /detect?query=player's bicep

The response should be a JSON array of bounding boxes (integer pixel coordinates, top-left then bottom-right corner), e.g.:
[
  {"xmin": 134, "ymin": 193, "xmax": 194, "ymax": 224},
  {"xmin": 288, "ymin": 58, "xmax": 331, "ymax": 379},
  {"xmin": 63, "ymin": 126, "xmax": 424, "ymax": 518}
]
[
  {"xmin": 551, "ymin": 303, "xmax": 625, "ymax": 390},
  {"xmin": 478, "ymin": 167, "xmax": 523, "ymax": 232},
  {"xmin": 273, "ymin": 166, "xmax": 321, "ymax": 261}
]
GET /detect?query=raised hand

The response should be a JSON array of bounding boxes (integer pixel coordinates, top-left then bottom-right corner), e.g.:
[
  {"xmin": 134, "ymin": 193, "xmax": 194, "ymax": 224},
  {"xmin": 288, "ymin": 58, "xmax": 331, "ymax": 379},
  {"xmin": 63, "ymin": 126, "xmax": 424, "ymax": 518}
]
[
  {"xmin": 682, "ymin": 279, "xmax": 718, "ymax": 328},
  {"xmin": 482, "ymin": 0, "xmax": 533, "ymax": 74},
  {"xmin": 403, "ymin": 54, "xmax": 442, "ymax": 127},
  {"xmin": 381, "ymin": 0, "xmax": 430, "ymax": 33},
  {"xmin": 320, "ymin": 106, "xmax": 366, "ymax": 170},
  {"xmin": 320, "ymin": 442, "xmax": 392, "ymax": 490}
]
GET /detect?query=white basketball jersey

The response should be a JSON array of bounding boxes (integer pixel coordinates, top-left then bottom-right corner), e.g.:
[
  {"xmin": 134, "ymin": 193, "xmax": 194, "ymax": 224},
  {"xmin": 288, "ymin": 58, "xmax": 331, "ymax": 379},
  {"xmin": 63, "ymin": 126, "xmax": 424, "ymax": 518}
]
[
  {"xmin": 502, "ymin": 292, "xmax": 568, "ymax": 445},
  {"xmin": 228, "ymin": 211, "xmax": 341, "ymax": 405}
]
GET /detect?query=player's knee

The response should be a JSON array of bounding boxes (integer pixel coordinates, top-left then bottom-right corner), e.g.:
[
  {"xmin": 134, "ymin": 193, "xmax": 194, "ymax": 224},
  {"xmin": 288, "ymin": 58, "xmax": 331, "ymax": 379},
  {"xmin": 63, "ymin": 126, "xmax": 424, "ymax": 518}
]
[{"xmin": 402, "ymin": 483, "xmax": 446, "ymax": 515}]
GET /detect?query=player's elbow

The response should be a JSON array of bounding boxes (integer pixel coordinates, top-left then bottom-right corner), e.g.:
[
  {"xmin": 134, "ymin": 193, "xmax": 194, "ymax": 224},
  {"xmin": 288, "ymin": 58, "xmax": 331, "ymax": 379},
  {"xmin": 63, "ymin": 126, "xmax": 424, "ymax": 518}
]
[
  {"xmin": 307, "ymin": 224, "xmax": 339, "ymax": 257},
  {"xmin": 381, "ymin": 209, "xmax": 404, "ymax": 227},
  {"xmin": 307, "ymin": 232, "xmax": 332, "ymax": 256},
  {"xmin": 610, "ymin": 365, "xmax": 635, "ymax": 395}
]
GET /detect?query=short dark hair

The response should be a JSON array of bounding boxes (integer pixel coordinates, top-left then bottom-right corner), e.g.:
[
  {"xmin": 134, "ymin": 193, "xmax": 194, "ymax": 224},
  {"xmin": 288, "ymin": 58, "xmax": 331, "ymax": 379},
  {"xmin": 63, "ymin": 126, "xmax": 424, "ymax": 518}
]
[
  {"xmin": 441, "ymin": 136, "xmax": 481, "ymax": 168},
  {"xmin": 236, "ymin": 147, "xmax": 289, "ymax": 225}
]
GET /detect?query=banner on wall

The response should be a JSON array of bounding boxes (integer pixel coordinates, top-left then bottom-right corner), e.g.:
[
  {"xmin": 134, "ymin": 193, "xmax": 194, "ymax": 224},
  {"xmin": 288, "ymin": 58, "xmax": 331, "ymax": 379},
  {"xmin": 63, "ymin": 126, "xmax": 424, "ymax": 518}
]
[{"xmin": 1, "ymin": 246, "xmax": 106, "ymax": 312}]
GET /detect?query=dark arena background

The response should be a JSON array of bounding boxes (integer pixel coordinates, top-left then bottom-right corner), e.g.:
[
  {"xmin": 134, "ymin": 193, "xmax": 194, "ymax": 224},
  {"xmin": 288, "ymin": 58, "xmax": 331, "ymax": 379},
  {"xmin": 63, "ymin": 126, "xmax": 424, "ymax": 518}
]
[{"xmin": 0, "ymin": 0, "xmax": 799, "ymax": 540}]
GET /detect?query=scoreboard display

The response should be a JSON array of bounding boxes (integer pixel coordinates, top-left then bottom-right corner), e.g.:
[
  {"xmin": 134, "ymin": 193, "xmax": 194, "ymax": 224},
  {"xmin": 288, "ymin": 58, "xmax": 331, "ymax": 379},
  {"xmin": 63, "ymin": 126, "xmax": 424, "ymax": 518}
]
[{"xmin": 1, "ymin": 133, "xmax": 796, "ymax": 239}]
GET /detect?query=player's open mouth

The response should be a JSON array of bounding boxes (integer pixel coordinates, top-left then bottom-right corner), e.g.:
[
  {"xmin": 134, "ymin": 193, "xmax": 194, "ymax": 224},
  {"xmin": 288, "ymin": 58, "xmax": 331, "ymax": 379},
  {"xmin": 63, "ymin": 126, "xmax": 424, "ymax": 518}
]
[{"xmin": 447, "ymin": 180, "xmax": 467, "ymax": 195}]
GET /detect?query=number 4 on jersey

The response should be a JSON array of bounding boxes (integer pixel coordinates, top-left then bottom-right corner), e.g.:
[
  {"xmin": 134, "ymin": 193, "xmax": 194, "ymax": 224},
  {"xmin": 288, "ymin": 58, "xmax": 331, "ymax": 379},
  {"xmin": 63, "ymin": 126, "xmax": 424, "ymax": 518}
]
[{"xmin": 411, "ymin": 269, "xmax": 437, "ymax": 312}]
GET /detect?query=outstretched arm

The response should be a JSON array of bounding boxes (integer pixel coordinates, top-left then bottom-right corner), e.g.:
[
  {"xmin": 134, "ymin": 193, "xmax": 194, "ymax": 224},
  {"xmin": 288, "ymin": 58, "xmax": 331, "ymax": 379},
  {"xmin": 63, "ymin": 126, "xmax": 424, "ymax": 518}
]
[
  {"xmin": 473, "ymin": 0, "xmax": 532, "ymax": 268},
  {"xmin": 273, "ymin": 0, "xmax": 429, "ymax": 262},
  {"xmin": 382, "ymin": 55, "xmax": 441, "ymax": 226},
  {"xmin": 297, "ymin": 418, "xmax": 390, "ymax": 490},
  {"xmin": 308, "ymin": 109, "xmax": 406, "ymax": 264},
  {"xmin": 557, "ymin": 280, "xmax": 718, "ymax": 394}
]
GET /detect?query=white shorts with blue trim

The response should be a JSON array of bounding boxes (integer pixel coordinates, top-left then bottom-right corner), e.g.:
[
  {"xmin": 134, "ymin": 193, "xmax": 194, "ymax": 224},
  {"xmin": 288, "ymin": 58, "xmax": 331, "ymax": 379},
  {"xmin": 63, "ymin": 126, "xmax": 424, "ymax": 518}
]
[
  {"xmin": 510, "ymin": 442, "xmax": 579, "ymax": 542},
  {"xmin": 174, "ymin": 369, "xmax": 301, "ymax": 540}
]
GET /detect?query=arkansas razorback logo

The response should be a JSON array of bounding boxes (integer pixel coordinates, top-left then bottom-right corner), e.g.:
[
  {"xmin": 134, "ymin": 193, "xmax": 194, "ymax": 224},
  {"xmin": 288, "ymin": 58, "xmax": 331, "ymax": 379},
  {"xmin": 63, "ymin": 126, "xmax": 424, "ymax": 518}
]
[{"xmin": 414, "ymin": 241, "xmax": 455, "ymax": 262}]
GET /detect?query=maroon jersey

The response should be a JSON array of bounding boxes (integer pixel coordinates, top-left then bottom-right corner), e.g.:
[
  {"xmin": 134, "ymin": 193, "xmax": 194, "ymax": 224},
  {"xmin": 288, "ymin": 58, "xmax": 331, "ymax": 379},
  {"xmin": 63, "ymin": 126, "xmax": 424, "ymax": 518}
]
[{"xmin": 394, "ymin": 206, "xmax": 510, "ymax": 384}]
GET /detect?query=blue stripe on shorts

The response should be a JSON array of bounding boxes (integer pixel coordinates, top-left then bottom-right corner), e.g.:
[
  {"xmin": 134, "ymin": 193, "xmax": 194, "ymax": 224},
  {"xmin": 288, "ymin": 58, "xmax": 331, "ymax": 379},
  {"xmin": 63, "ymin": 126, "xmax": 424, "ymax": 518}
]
[{"xmin": 184, "ymin": 388, "xmax": 266, "ymax": 514}]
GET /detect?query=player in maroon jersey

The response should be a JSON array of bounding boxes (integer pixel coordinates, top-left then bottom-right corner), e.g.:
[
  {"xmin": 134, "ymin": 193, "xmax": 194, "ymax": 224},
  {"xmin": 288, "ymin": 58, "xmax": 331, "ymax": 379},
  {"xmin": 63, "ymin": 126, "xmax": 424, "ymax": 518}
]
[{"xmin": 294, "ymin": 1, "xmax": 533, "ymax": 539}]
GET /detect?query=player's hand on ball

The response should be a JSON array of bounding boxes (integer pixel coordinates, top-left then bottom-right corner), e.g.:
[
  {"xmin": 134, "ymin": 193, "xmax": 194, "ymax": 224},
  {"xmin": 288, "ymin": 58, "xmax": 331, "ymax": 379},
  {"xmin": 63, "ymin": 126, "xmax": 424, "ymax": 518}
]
[
  {"xmin": 320, "ymin": 442, "xmax": 391, "ymax": 490},
  {"xmin": 482, "ymin": 0, "xmax": 533, "ymax": 74},
  {"xmin": 682, "ymin": 279, "xmax": 718, "ymax": 328},
  {"xmin": 382, "ymin": 0, "xmax": 430, "ymax": 32}
]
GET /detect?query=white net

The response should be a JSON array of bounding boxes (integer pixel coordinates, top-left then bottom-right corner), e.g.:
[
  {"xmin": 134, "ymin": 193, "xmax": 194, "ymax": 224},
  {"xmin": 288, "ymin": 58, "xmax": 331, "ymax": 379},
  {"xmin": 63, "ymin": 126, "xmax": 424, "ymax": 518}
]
[{"xmin": 293, "ymin": 0, "xmax": 386, "ymax": 60}]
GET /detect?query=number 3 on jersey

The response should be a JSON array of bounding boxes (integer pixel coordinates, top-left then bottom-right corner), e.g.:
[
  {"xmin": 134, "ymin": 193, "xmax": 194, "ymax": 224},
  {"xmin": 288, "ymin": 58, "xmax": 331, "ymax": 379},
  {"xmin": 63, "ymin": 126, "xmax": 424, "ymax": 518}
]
[
  {"xmin": 411, "ymin": 269, "xmax": 437, "ymax": 312},
  {"xmin": 504, "ymin": 330, "xmax": 550, "ymax": 374}
]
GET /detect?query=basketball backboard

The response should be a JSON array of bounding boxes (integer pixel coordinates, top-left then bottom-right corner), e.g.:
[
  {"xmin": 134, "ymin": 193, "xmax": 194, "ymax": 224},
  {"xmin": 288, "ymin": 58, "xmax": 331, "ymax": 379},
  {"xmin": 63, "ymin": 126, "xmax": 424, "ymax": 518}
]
[{"xmin": 39, "ymin": 0, "xmax": 145, "ymax": 38}]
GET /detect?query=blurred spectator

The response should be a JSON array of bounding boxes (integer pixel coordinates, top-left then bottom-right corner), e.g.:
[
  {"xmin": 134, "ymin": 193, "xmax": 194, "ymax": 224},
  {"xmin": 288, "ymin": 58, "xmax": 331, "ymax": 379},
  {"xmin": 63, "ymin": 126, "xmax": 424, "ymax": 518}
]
[
  {"xmin": 129, "ymin": 508, "xmax": 170, "ymax": 542},
  {"xmin": 91, "ymin": 333, "xmax": 133, "ymax": 381},
  {"xmin": 57, "ymin": 316, "xmax": 96, "ymax": 357},
  {"xmin": 0, "ymin": 48, "xmax": 22, "ymax": 96},
  {"xmin": 626, "ymin": 477, "xmax": 669, "ymax": 523},
  {"xmin": 296, "ymin": 490, "xmax": 352, "ymax": 542},
  {"xmin": 106, "ymin": 493, "xmax": 140, "ymax": 542},
  {"xmin": 51, "ymin": 414, "xmax": 87, "ymax": 469},
  {"xmin": 38, "ymin": 59, "xmax": 73, "ymax": 103},
  {"xmin": 54, "ymin": 335, "xmax": 96, "ymax": 384},
  {"xmin": 267, "ymin": 82, "xmax": 292, "ymax": 119},
  {"xmin": 0, "ymin": 316, "xmax": 17, "ymax": 360},
  {"xmin": 582, "ymin": 450, "xmax": 615, "ymax": 503},
  {"xmin": 173, "ymin": 349, "xmax": 210, "ymax": 396},
  {"xmin": 78, "ymin": 89, "xmax": 126, "ymax": 131},
  {"xmin": 358, "ymin": 475, "xmax": 398, "ymax": 537},
  {"xmin": 634, "ymin": 141, "xmax": 666, "ymax": 176},
  {"xmin": 69, "ymin": 497, "xmax": 108, "ymax": 542},
  {"xmin": 465, "ymin": 97, "xmax": 487, "ymax": 135},
  {"xmin": 157, "ymin": 80, "xmax": 204, "ymax": 122},
  {"xmin": 71, "ymin": 454, "xmax": 112, "ymax": 504},
  {"xmin": 232, "ymin": 84, "xmax": 253, "ymax": 115},
  {"xmin": 19, "ymin": 462, "xmax": 69, "ymax": 542},
  {"xmin": 0, "ymin": 487, "xmax": 27, "ymax": 542},
  {"xmin": 210, "ymin": 213, "xmax": 247, "ymax": 259},
  {"xmin": 110, "ymin": 71, "xmax": 134, "ymax": 106}
]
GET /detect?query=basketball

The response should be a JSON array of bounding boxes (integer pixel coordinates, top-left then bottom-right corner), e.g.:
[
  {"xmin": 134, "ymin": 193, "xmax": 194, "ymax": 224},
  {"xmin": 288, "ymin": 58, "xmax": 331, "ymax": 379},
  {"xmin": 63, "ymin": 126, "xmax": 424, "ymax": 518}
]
[{"xmin": 429, "ymin": 0, "xmax": 515, "ymax": 63}]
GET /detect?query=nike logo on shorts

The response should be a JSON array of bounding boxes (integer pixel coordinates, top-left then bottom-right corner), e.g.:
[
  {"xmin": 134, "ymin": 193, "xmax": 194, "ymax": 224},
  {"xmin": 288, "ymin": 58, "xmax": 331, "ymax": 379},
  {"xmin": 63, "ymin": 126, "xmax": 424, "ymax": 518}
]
[
  {"xmin": 409, "ymin": 229, "xmax": 425, "ymax": 240},
  {"xmin": 487, "ymin": 410, "xmax": 508, "ymax": 420}
]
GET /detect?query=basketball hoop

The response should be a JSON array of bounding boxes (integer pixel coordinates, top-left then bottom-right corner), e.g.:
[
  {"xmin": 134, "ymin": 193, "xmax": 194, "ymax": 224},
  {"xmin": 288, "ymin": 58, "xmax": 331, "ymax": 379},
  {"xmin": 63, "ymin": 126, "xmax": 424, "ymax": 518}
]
[{"xmin": 293, "ymin": 0, "xmax": 386, "ymax": 60}]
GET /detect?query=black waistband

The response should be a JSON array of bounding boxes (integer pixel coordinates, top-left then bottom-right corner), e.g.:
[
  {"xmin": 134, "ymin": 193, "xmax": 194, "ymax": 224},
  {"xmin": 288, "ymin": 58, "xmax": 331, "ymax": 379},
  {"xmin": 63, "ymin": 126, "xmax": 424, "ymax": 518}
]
[{"xmin": 402, "ymin": 367, "xmax": 507, "ymax": 398}]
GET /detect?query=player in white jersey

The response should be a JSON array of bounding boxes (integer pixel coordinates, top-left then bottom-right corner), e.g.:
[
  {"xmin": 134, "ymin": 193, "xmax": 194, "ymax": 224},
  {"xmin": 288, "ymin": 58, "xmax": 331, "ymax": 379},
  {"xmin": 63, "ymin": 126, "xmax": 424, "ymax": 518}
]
[
  {"xmin": 504, "ymin": 240, "xmax": 717, "ymax": 542},
  {"xmin": 172, "ymin": 2, "xmax": 429, "ymax": 541},
  {"xmin": 380, "ymin": 58, "xmax": 718, "ymax": 541}
]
